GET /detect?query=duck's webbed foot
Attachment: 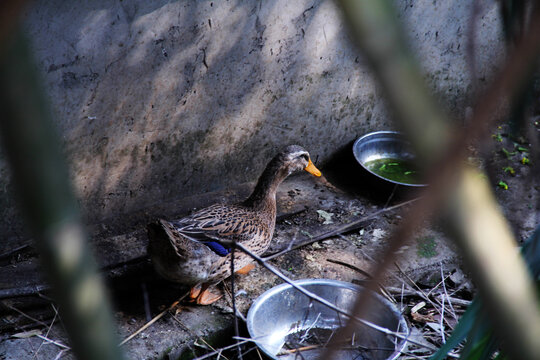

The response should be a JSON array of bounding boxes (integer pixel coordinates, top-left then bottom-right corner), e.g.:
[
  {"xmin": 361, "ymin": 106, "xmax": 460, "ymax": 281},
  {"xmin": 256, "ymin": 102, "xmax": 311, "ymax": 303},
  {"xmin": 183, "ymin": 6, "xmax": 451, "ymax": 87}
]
[
  {"xmin": 235, "ymin": 263, "xmax": 256, "ymax": 275},
  {"xmin": 189, "ymin": 283, "xmax": 223, "ymax": 305}
]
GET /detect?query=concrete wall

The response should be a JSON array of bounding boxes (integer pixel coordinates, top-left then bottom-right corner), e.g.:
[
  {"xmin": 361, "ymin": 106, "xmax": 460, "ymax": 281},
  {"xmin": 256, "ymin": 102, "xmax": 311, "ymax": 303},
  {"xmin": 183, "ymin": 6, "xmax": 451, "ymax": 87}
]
[{"xmin": 1, "ymin": 0, "xmax": 503, "ymax": 242}]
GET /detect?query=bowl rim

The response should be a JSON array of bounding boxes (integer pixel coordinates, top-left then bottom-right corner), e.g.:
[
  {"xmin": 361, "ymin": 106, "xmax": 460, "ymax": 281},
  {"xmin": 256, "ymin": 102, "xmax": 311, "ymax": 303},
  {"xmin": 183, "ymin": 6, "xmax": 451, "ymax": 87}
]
[
  {"xmin": 352, "ymin": 131, "xmax": 428, "ymax": 187},
  {"xmin": 246, "ymin": 278, "xmax": 409, "ymax": 360}
]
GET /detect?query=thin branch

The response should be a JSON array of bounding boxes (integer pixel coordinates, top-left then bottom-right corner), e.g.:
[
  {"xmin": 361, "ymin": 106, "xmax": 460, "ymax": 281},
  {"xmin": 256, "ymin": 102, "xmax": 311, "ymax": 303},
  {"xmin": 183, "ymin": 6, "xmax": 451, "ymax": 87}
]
[
  {"xmin": 195, "ymin": 337, "xmax": 230, "ymax": 360},
  {"xmin": 439, "ymin": 293, "xmax": 446, "ymax": 344},
  {"xmin": 440, "ymin": 264, "xmax": 458, "ymax": 322},
  {"xmin": 384, "ymin": 287, "xmax": 471, "ymax": 307},
  {"xmin": 326, "ymin": 256, "xmax": 395, "ymax": 303},
  {"xmin": 325, "ymin": 258, "xmax": 372, "ymax": 279},
  {"xmin": 33, "ymin": 303, "xmax": 60, "ymax": 359},
  {"xmin": 394, "ymin": 262, "xmax": 447, "ymax": 320},
  {"xmin": 229, "ymin": 247, "xmax": 243, "ymax": 360},
  {"xmin": 36, "ymin": 335, "xmax": 70, "ymax": 350},
  {"xmin": 0, "ymin": 243, "xmax": 31, "ymax": 260},
  {"xmin": 119, "ymin": 291, "xmax": 189, "ymax": 346},
  {"xmin": 2, "ymin": 302, "xmax": 49, "ymax": 328},
  {"xmin": 191, "ymin": 339, "xmax": 252, "ymax": 360},
  {"xmin": 264, "ymin": 197, "xmax": 419, "ymax": 261},
  {"xmin": 53, "ymin": 349, "xmax": 68, "ymax": 360}
]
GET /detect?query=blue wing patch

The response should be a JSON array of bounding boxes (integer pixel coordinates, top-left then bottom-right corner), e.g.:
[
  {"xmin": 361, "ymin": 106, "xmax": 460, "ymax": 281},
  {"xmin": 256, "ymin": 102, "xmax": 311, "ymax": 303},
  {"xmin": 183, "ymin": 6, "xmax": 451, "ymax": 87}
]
[{"xmin": 204, "ymin": 241, "xmax": 231, "ymax": 256}]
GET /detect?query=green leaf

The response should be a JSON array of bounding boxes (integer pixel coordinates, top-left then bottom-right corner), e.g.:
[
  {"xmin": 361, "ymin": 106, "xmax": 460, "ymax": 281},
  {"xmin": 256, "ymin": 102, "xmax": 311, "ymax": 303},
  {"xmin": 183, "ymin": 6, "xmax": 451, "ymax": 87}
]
[
  {"xmin": 461, "ymin": 329, "xmax": 498, "ymax": 360},
  {"xmin": 501, "ymin": 148, "xmax": 517, "ymax": 158},
  {"xmin": 502, "ymin": 167, "xmax": 515, "ymax": 176}
]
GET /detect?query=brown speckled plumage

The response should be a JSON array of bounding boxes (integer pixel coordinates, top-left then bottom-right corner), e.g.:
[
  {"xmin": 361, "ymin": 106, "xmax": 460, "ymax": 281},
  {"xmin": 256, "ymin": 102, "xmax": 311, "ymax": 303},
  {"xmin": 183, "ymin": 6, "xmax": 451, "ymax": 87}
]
[{"xmin": 147, "ymin": 145, "xmax": 321, "ymax": 291}]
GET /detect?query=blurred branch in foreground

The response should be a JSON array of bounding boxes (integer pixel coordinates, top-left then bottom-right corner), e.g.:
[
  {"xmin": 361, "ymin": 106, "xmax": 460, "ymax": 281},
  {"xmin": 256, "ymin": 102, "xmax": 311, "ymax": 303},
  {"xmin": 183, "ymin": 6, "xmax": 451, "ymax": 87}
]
[
  {"xmin": 333, "ymin": 1, "xmax": 540, "ymax": 359},
  {"xmin": 0, "ymin": 27, "xmax": 124, "ymax": 360}
]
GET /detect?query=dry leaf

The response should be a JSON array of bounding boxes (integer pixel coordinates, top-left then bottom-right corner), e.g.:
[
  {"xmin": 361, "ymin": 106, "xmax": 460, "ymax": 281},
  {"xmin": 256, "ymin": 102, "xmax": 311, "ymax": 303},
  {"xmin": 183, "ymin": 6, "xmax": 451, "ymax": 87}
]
[
  {"xmin": 11, "ymin": 329, "xmax": 42, "ymax": 338},
  {"xmin": 316, "ymin": 210, "xmax": 334, "ymax": 224},
  {"xmin": 411, "ymin": 301, "xmax": 426, "ymax": 313}
]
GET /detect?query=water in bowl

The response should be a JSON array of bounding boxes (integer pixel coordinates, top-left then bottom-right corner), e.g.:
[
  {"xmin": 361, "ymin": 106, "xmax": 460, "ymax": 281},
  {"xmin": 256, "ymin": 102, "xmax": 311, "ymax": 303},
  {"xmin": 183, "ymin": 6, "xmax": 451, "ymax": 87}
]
[{"xmin": 364, "ymin": 158, "xmax": 421, "ymax": 185}]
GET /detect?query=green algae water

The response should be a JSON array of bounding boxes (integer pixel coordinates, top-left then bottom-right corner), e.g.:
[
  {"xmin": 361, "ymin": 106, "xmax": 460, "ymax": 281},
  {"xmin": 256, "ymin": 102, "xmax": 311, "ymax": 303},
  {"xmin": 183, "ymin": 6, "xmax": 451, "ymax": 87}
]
[{"xmin": 364, "ymin": 158, "xmax": 422, "ymax": 184}]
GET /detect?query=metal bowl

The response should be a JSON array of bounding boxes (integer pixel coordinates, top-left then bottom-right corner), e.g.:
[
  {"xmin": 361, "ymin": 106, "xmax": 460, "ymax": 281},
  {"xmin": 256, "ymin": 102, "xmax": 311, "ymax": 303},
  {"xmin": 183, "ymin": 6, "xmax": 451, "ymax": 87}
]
[
  {"xmin": 353, "ymin": 131, "xmax": 427, "ymax": 187},
  {"xmin": 247, "ymin": 279, "xmax": 408, "ymax": 360}
]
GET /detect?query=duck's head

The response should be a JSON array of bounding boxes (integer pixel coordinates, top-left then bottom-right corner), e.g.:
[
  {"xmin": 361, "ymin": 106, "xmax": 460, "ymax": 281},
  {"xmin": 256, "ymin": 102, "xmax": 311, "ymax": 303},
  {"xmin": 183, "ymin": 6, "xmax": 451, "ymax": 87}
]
[
  {"xmin": 244, "ymin": 145, "xmax": 322, "ymax": 207},
  {"xmin": 277, "ymin": 145, "xmax": 322, "ymax": 177}
]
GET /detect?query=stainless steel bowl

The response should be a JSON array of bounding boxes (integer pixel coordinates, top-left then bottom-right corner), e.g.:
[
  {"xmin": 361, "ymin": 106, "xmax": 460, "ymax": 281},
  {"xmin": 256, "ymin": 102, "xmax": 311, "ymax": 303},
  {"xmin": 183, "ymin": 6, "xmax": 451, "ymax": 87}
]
[
  {"xmin": 353, "ymin": 131, "xmax": 427, "ymax": 187},
  {"xmin": 247, "ymin": 279, "xmax": 408, "ymax": 360}
]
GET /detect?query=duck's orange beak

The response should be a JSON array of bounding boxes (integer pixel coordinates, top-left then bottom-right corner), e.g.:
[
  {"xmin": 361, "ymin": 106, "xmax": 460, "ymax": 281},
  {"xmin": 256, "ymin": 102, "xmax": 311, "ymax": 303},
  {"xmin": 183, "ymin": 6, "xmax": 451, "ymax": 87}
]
[{"xmin": 304, "ymin": 159, "xmax": 322, "ymax": 177}]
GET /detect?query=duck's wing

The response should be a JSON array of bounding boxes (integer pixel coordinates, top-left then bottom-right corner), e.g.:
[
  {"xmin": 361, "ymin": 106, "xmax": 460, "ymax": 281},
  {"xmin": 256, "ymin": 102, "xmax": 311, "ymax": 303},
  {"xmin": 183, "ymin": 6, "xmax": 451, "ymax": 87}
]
[{"xmin": 170, "ymin": 204, "xmax": 265, "ymax": 257}]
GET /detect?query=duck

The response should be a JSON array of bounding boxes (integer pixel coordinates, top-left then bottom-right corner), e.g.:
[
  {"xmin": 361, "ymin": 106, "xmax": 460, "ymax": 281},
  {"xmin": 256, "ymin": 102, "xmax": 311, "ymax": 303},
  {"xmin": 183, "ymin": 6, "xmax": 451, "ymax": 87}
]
[{"xmin": 147, "ymin": 145, "xmax": 322, "ymax": 305}]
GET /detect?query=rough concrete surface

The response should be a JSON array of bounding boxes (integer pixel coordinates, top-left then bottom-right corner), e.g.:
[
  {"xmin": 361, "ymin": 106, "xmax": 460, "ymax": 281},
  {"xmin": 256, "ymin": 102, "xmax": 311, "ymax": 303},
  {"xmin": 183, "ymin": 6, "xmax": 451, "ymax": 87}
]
[{"xmin": 0, "ymin": 0, "xmax": 504, "ymax": 242}]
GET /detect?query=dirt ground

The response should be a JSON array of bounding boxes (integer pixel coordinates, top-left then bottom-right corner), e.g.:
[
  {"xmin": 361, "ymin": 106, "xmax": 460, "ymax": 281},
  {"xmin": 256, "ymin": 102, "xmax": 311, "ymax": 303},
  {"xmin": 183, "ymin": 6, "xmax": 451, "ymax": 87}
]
[{"xmin": 1, "ymin": 124, "xmax": 538, "ymax": 359}]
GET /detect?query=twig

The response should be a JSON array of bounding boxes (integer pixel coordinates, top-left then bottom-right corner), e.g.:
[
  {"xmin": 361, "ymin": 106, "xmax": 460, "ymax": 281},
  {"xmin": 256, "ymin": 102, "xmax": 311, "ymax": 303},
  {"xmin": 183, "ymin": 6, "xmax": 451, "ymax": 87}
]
[
  {"xmin": 53, "ymin": 349, "xmax": 68, "ymax": 360},
  {"xmin": 278, "ymin": 341, "xmax": 402, "ymax": 355},
  {"xmin": 264, "ymin": 197, "xmax": 419, "ymax": 260},
  {"xmin": 400, "ymin": 283, "xmax": 405, "ymax": 312},
  {"xmin": 326, "ymin": 257, "xmax": 395, "ymax": 303},
  {"xmin": 278, "ymin": 344, "xmax": 321, "ymax": 355},
  {"xmin": 191, "ymin": 339, "xmax": 252, "ymax": 360},
  {"xmin": 300, "ymin": 312, "xmax": 322, "ymax": 343},
  {"xmin": 221, "ymin": 282, "xmax": 248, "ymax": 322},
  {"xmin": 383, "ymin": 184, "xmax": 399, "ymax": 208},
  {"xmin": 394, "ymin": 263, "xmax": 446, "ymax": 318},
  {"xmin": 36, "ymin": 335, "xmax": 70, "ymax": 350},
  {"xmin": 440, "ymin": 263, "xmax": 458, "ymax": 322},
  {"xmin": 2, "ymin": 302, "xmax": 49, "ymax": 328},
  {"xmin": 385, "ymin": 287, "xmax": 471, "ymax": 307},
  {"xmin": 229, "ymin": 247, "xmax": 243, "ymax": 360},
  {"xmin": 439, "ymin": 292, "xmax": 446, "ymax": 344},
  {"xmin": 170, "ymin": 313, "xmax": 195, "ymax": 336},
  {"xmin": 119, "ymin": 291, "xmax": 190, "ymax": 346},
  {"xmin": 0, "ymin": 243, "xmax": 31, "ymax": 260},
  {"xmin": 33, "ymin": 303, "xmax": 60, "ymax": 359},
  {"xmin": 325, "ymin": 258, "xmax": 372, "ymax": 279},
  {"xmin": 236, "ymin": 345, "xmax": 260, "ymax": 359},
  {"xmin": 195, "ymin": 337, "xmax": 230, "ymax": 360}
]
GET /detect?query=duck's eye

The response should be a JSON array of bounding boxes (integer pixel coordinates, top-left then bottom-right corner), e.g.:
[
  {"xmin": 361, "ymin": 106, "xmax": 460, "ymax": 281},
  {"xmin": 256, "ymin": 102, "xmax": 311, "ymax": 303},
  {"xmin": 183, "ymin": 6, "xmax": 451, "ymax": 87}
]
[{"xmin": 300, "ymin": 154, "xmax": 309, "ymax": 162}]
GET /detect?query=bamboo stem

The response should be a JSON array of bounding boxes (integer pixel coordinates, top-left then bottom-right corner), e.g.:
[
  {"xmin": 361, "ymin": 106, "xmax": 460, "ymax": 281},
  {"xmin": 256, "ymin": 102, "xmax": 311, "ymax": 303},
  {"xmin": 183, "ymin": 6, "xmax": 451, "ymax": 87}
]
[{"xmin": 0, "ymin": 28, "xmax": 124, "ymax": 360}]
